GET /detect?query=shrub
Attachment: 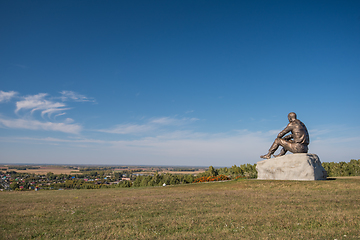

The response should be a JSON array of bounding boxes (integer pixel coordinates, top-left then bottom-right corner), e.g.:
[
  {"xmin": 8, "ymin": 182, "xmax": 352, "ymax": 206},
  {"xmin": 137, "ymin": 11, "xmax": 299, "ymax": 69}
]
[{"xmin": 193, "ymin": 174, "xmax": 230, "ymax": 183}]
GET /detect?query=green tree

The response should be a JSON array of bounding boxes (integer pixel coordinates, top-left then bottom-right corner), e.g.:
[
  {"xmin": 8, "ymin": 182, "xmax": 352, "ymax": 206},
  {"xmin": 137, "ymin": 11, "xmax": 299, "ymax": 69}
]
[
  {"xmin": 118, "ymin": 180, "xmax": 131, "ymax": 188},
  {"xmin": 208, "ymin": 166, "xmax": 218, "ymax": 176},
  {"xmin": 46, "ymin": 172, "xmax": 56, "ymax": 180},
  {"xmin": 10, "ymin": 182, "xmax": 19, "ymax": 190}
]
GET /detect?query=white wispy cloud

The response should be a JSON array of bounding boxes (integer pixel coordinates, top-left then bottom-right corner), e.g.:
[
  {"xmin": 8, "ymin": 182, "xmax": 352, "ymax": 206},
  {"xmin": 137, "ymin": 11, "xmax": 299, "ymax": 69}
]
[
  {"xmin": 150, "ymin": 117, "xmax": 175, "ymax": 124},
  {"xmin": 40, "ymin": 107, "xmax": 71, "ymax": 118},
  {"xmin": 0, "ymin": 136, "xmax": 105, "ymax": 144},
  {"xmin": 64, "ymin": 118, "xmax": 74, "ymax": 124},
  {"xmin": 15, "ymin": 93, "xmax": 68, "ymax": 117},
  {"xmin": 0, "ymin": 90, "xmax": 95, "ymax": 134},
  {"xmin": 54, "ymin": 113, "xmax": 66, "ymax": 119},
  {"xmin": 150, "ymin": 117, "xmax": 199, "ymax": 125},
  {"xmin": 154, "ymin": 130, "xmax": 208, "ymax": 140},
  {"xmin": 309, "ymin": 127, "xmax": 341, "ymax": 138},
  {"xmin": 98, "ymin": 117, "xmax": 199, "ymax": 135},
  {"xmin": 60, "ymin": 90, "xmax": 96, "ymax": 102},
  {"xmin": 98, "ymin": 123, "xmax": 155, "ymax": 134},
  {"xmin": 0, "ymin": 91, "xmax": 18, "ymax": 102},
  {"xmin": 267, "ymin": 129, "xmax": 283, "ymax": 136},
  {"xmin": 13, "ymin": 91, "xmax": 95, "ymax": 117},
  {"xmin": 0, "ymin": 118, "xmax": 82, "ymax": 134}
]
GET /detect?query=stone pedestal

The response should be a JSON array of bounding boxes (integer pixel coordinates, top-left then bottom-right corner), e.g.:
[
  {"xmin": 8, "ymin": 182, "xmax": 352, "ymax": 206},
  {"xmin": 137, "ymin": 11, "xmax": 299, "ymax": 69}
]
[{"xmin": 256, "ymin": 153, "xmax": 327, "ymax": 180}]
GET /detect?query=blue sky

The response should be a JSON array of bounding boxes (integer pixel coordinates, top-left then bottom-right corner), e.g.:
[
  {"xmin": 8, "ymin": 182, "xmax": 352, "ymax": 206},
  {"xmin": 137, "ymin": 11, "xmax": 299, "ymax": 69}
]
[{"xmin": 1, "ymin": 0, "xmax": 359, "ymax": 166}]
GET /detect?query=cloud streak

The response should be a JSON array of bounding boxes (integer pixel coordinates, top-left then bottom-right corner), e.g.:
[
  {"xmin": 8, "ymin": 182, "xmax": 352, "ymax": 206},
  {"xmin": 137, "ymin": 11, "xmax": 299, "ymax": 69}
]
[
  {"xmin": 15, "ymin": 93, "xmax": 68, "ymax": 117},
  {"xmin": 0, "ymin": 91, "xmax": 18, "ymax": 102},
  {"xmin": 150, "ymin": 117, "xmax": 199, "ymax": 125},
  {"xmin": 0, "ymin": 90, "xmax": 95, "ymax": 134},
  {"xmin": 98, "ymin": 117, "xmax": 199, "ymax": 135},
  {"xmin": 98, "ymin": 123, "xmax": 156, "ymax": 134},
  {"xmin": 60, "ymin": 91, "xmax": 96, "ymax": 103},
  {"xmin": 0, "ymin": 118, "xmax": 82, "ymax": 134},
  {"xmin": 41, "ymin": 108, "xmax": 71, "ymax": 118}
]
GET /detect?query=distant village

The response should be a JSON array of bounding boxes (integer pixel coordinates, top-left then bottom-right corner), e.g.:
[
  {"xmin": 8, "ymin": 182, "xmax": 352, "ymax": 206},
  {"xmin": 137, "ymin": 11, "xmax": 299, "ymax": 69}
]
[
  {"xmin": 0, "ymin": 164, "xmax": 259, "ymax": 191},
  {"xmin": 0, "ymin": 165, "xmax": 208, "ymax": 191}
]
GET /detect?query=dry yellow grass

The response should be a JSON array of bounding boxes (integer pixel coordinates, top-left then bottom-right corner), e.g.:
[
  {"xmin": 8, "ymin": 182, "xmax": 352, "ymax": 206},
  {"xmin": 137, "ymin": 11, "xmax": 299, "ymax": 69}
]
[
  {"xmin": 1, "ymin": 178, "xmax": 360, "ymax": 239},
  {"xmin": 333, "ymin": 176, "xmax": 360, "ymax": 179}
]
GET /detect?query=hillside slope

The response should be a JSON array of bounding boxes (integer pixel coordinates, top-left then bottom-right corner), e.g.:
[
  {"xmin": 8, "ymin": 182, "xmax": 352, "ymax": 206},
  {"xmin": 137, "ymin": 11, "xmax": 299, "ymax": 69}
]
[{"xmin": 1, "ymin": 178, "xmax": 359, "ymax": 239}]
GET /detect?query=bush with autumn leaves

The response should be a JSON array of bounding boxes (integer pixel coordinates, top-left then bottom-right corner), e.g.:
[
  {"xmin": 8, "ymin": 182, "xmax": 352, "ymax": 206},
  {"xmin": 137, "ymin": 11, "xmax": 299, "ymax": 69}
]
[{"xmin": 193, "ymin": 174, "xmax": 230, "ymax": 183}]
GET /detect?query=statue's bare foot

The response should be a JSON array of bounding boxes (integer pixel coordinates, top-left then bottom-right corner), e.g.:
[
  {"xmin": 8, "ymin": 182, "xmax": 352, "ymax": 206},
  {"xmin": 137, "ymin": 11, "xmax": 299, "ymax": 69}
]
[
  {"xmin": 273, "ymin": 153, "xmax": 284, "ymax": 158},
  {"xmin": 260, "ymin": 154, "xmax": 271, "ymax": 159}
]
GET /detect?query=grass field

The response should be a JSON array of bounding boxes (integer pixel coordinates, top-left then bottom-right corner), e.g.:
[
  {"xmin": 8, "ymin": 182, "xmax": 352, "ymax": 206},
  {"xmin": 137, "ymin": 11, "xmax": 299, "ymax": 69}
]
[{"xmin": 1, "ymin": 178, "xmax": 359, "ymax": 239}]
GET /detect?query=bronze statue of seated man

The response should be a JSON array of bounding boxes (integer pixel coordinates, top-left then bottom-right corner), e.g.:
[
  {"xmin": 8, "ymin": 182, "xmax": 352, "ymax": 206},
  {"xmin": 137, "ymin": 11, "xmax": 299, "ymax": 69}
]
[{"xmin": 260, "ymin": 112, "xmax": 309, "ymax": 159}]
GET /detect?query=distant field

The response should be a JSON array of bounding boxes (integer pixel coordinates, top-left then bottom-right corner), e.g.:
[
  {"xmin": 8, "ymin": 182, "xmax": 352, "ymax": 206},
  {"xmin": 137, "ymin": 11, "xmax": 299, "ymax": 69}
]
[
  {"xmin": 1, "ymin": 178, "xmax": 359, "ymax": 239},
  {"xmin": 4, "ymin": 166, "xmax": 81, "ymax": 175},
  {"xmin": 162, "ymin": 170, "xmax": 205, "ymax": 175}
]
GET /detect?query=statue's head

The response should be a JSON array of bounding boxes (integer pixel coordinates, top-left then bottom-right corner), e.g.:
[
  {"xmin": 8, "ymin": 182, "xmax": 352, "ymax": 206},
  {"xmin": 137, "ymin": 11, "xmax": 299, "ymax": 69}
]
[{"xmin": 288, "ymin": 112, "xmax": 297, "ymax": 122}]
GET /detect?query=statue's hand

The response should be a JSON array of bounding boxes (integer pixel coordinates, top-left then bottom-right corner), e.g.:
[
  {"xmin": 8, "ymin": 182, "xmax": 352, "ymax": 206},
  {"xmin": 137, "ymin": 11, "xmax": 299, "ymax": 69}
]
[{"xmin": 283, "ymin": 135, "xmax": 293, "ymax": 140}]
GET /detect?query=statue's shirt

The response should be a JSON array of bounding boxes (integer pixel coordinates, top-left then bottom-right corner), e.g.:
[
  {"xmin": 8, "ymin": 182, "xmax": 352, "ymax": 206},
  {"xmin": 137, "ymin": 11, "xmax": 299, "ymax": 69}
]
[{"xmin": 277, "ymin": 119, "xmax": 310, "ymax": 145}]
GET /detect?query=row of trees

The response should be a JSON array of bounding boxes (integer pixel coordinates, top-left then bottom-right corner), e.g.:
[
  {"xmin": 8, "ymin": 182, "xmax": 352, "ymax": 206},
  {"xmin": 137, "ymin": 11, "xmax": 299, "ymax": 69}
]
[
  {"xmin": 130, "ymin": 163, "xmax": 258, "ymax": 188},
  {"xmin": 322, "ymin": 159, "xmax": 360, "ymax": 177},
  {"xmin": 5, "ymin": 166, "xmax": 40, "ymax": 170},
  {"xmin": 49, "ymin": 179, "xmax": 132, "ymax": 189},
  {"xmin": 204, "ymin": 164, "xmax": 258, "ymax": 179},
  {"xmin": 133, "ymin": 173, "xmax": 194, "ymax": 187}
]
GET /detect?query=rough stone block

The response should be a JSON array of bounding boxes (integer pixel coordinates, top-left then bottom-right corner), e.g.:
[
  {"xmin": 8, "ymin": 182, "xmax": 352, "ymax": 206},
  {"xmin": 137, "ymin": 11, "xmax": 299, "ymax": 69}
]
[{"xmin": 256, "ymin": 153, "xmax": 327, "ymax": 180}]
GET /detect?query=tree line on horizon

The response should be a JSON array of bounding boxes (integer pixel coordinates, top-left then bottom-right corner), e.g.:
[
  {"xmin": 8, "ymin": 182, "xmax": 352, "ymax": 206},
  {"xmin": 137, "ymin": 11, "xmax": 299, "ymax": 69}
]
[
  {"xmin": 2, "ymin": 159, "xmax": 360, "ymax": 191},
  {"xmin": 322, "ymin": 159, "xmax": 360, "ymax": 177}
]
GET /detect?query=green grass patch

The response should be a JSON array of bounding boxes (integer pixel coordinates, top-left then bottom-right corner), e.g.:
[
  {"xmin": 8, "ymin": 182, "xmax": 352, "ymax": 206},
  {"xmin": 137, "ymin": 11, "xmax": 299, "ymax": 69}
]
[{"xmin": 1, "ymin": 178, "xmax": 360, "ymax": 239}]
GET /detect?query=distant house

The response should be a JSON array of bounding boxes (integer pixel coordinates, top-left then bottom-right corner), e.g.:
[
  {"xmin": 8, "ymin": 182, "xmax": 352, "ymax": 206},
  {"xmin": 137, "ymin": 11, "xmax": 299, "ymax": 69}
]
[{"xmin": 121, "ymin": 177, "xmax": 130, "ymax": 181}]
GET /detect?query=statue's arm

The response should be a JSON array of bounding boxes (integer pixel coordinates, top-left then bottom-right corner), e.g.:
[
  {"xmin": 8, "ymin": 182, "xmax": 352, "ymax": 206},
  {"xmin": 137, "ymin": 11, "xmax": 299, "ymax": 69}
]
[{"xmin": 277, "ymin": 124, "xmax": 292, "ymax": 138}]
